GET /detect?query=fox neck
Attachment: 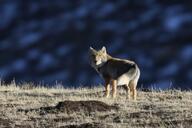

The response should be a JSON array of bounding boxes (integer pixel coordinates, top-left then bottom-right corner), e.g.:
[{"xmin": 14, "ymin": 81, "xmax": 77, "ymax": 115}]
[{"xmin": 95, "ymin": 54, "xmax": 112, "ymax": 72}]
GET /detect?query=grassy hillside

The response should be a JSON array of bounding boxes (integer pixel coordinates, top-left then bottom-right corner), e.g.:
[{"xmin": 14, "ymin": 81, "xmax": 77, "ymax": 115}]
[{"xmin": 0, "ymin": 83, "xmax": 192, "ymax": 128}]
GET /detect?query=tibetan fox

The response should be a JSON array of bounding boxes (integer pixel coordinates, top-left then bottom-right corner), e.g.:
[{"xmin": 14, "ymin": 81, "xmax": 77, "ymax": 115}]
[{"xmin": 89, "ymin": 46, "xmax": 140, "ymax": 100}]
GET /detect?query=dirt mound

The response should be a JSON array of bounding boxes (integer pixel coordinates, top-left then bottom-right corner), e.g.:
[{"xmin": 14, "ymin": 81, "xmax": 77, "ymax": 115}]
[
  {"xmin": 55, "ymin": 100, "xmax": 118, "ymax": 113},
  {"xmin": 60, "ymin": 122, "xmax": 113, "ymax": 128},
  {"xmin": 19, "ymin": 100, "xmax": 118, "ymax": 115}
]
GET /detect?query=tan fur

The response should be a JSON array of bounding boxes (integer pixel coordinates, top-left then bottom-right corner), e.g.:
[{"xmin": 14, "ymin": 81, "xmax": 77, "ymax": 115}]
[{"xmin": 89, "ymin": 46, "xmax": 140, "ymax": 100}]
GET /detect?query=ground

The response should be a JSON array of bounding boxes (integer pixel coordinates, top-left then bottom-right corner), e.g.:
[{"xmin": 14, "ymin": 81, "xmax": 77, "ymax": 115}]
[{"xmin": 0, "ymin": 83, "xmax": 192, "ymax": 128}]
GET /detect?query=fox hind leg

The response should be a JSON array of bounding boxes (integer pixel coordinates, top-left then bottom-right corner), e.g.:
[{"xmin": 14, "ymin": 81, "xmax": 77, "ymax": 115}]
[
  {"xmin": 126, "ymin": 83, "xmax": 131, "ymax": 99},
  {"xmin": 129, "ymin": 80, "xmax": 137, "ymax": 100},
  {"xmin": 130, "ymin": 68, "xmax": 140, "ymax": 100}
]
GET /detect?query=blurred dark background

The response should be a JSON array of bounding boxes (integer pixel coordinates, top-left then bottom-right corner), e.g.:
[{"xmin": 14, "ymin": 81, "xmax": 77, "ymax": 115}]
[{"xmin": 0, "ymin": 0, "xmax": 192, "ymax": 89}]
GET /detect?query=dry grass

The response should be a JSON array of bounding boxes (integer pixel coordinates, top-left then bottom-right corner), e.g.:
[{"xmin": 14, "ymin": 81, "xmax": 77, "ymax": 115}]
[{"xmin": 0, "ymin": 83, "xmax": 192, "ymax": 128}]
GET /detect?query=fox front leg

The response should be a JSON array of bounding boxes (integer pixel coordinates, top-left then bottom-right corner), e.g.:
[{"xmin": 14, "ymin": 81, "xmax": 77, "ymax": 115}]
[
  {"xmin": 104, "ymin": 78, "xmax": 111, "ymax": 98},
  {"xmin": 112, "ymin": 80, "xmax": 117, "ymax": 98}
]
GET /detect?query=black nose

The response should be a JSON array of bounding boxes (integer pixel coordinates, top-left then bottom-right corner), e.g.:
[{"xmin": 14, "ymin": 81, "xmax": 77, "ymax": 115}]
[{"xmin": 94, "ymin": 60, "xmax": 97, "ymax": 63}]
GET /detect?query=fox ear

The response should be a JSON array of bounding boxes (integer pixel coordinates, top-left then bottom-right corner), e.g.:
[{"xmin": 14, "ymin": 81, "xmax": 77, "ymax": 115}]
[
  {"xmin": 90, "ymin": 46, "xmax": 94, "ymax": 50},
  {"xmin": 101, "ymin": 46, "xmax": 107, "ymax": 54},
  {"xmin": 89, "ymin": 46, "xmax": 96, "ymax": 53}
]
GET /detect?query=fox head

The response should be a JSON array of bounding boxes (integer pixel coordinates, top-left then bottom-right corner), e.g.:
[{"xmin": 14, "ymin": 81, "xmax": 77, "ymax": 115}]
[{"xmin": 89, "ymin": 46, "xmax": 108, "ymax": 68}]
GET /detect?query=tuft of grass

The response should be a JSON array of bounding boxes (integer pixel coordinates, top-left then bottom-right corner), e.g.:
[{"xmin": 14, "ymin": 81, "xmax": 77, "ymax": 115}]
[{"xmin": 0, "ymin": 83, "xmax": 192, "ymax": 128}]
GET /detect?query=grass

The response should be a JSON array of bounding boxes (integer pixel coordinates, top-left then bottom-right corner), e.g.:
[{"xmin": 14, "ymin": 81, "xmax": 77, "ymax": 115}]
[{"xmin": 0, "ymin": 83, "xmax": 192, "ymax": 128}]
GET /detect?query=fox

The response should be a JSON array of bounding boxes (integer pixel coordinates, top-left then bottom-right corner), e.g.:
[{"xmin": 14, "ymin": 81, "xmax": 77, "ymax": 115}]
[{"xmin": 89, "ymin": 46, "xmax": 140, "ymax": 100}]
